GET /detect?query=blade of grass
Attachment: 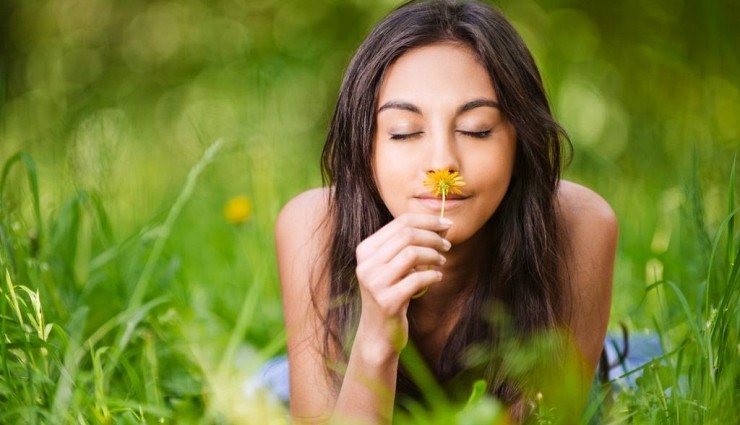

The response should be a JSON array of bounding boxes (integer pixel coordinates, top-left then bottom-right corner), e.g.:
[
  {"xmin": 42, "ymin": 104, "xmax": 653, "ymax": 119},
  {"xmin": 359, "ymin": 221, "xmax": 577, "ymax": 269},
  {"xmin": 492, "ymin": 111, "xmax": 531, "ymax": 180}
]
[
  {"xmin": 92, "ymin": 346, "xmax": 112, "ymax": 422},
  {"xmin": 664, "ymin": 281, "xmax": 707, "ymax": 360},
  {"xmin": 701, "ymin": 207, "xmax": 739, "ymax": 316},
  {"xmin": 0, "ymin": 152, "xmax": 43, "ymax": 247},
  {"xmin": 612, "ymin": 339, "xmax": 689, "ymax": 381},
  {"xmin": 651, "ymin": 363, "xmax": 671, "ymax": 422},
  {"xmin": 399, "ymin": 341, "xmax": 448, "ymax": 409},
  {"xmin": 126, "ymin": 138, "xmax": 223, "ymax": 312},
  {"xmin": 218, "ymin": 269, "xmax": 264, "ymax": 377},
  {"xmin": 142, "ymin": 330, "xmax": 161, "ymax": 413},
  {"xmin": 0, "ymin": 269, "xmax": 13, "ymax": 407},
  {"xmin": 76, "ymin": 297, "xmax": 167, "ymax": 366},
  {"xmin": 727, "ymin": 155, "xmax": 736, "ymax": 268},
  {"xmin": 673, "ymin": 335, "xmax": 685, "ymax": 422},
  {"xmin": 4, "ymin": 270, "xmax": 25, "ymax": 328},
  {"xmin": 711, "ymin": 243, "xmax": 739, "ymax": 379},
  {"xmin": 51, "ymin": 306, "xmax": 87, "ymax": 420},
  {"xmin": 257, "ymin": 330, "xmax": 286, "ymax": 361},
  {"xmin": 718, "ymin": 161, "xmax": 740, "ymax": 319},
  {"xmin": 0, "ymin": 224, "xmax": 18, "ymax": 277},
  {"xmin": 104, "ymin": 139, "xmax": 223, "ymax": 387},
  {"xmin": 87, "ymin": 191, "xmax": 114, "ymax": 246},
  {"xmin": 688, "ymin": 151, "xmax": 712, "ymax": 268}
]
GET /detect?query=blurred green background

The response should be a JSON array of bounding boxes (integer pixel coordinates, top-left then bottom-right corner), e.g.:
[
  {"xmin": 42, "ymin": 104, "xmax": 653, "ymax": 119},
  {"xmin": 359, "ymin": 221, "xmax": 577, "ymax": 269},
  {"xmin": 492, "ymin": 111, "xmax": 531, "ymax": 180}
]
[{"xmin": 0, "ymin": 0, "xmax": 738, "ymax": 420}]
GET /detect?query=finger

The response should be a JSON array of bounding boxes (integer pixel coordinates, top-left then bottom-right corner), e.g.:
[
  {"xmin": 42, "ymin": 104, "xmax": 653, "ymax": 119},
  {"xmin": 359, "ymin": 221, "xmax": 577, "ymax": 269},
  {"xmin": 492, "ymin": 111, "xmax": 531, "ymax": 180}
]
[
  {"xmin": 393, "ymin": 269, "xmax": 443, "ymax": 305},
  {"xmin": 372, "ymin": 246, "xmax": 445, "ymax": 287},
  {"xmin": 356, "ymin": 228, "xmax": 449, "ymax": 285},
  {"xmin": 356, "ymin": 214, "xmax": 452, "ymax": 258},
  {"xmin": 368, "ymin": 269, "xmax": 442, "ymax": 315},
  {"xmin": 370, "ymin": 227, "xmax": 451, "ymax": 265}
]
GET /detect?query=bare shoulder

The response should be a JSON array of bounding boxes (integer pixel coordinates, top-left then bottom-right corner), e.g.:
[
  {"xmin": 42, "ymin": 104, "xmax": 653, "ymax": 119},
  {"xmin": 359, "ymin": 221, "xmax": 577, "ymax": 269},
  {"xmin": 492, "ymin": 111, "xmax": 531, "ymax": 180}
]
[
  {"xmin": 557, "ymin": 180, "xmax": 618, "ymax": 233},
  {"xmin": 276, "ymin": 186, "xmax": 333, "ymax": 298},
  {"xmin": 556, "ymin": 180, "xmax": 618, "ymax": 369},
  {"xmin": 276, "ymin": 187, "xmax": 331, "ymax": 240}
]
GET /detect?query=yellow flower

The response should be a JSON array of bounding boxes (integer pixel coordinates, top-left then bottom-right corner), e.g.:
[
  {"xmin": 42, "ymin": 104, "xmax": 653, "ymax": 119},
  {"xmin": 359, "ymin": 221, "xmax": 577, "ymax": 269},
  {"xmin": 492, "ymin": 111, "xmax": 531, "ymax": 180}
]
[
  {"xmin": 223, "ymin": 195, "xmax": 252, "ymax": 224},
  {"xmin": 423, "ymin": 169, "xmax": 466, "ymax": 218},
  {"xmin": 413, "ymin": 170, "xmax": 465, "ymax": 299},
  {"xmin": 423, "ymin": 169, "xmax": 465, "ymax": 198}
]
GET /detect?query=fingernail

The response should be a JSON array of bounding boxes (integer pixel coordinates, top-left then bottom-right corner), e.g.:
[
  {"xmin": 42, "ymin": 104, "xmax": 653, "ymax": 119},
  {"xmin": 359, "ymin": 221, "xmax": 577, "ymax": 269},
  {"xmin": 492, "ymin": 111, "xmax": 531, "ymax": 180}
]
[
  {"xmin": 440, "ymin": 217, "xmax": 453, "ymax": 227},
  {"xmin": 436, "ymin": 271, "xmax": 443, "ymax": 280},
  {"xmin": 439, "ymin": 255, "xmax": 446, "ymax": 265},
  {"xmin": 442, "ymin": 239, "xmax": 451, "ymax": 251}
]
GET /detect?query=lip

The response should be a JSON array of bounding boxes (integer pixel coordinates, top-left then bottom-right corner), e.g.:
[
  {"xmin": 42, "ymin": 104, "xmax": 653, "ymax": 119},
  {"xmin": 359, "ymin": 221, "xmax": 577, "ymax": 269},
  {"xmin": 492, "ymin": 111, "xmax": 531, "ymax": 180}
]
[
  {"xmin": 414, "ymin": 193, "xmax": 470, "ymax": 212},
  {"xmin": 416, "ymin": 193, "xmax": 468, "ymax": 200}
]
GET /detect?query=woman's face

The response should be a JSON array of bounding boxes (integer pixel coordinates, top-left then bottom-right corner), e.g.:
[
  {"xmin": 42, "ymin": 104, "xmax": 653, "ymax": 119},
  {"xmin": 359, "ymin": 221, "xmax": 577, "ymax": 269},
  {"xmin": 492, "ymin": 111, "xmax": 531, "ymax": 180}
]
[{"xmin": 373, "ymin": 42, "xmax": 517, "ymax": 245}]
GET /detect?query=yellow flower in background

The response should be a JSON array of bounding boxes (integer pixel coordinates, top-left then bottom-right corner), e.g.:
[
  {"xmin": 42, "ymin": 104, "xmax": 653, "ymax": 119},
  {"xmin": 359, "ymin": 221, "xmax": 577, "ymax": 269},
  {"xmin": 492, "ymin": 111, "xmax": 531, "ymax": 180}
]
[
  {"xmin": 423, "ymin": 169, "xmax": 466, "ymax": 218},
  {"xmin": 223, "ymin": 195, "xmax": 252, "ymax": 224}
]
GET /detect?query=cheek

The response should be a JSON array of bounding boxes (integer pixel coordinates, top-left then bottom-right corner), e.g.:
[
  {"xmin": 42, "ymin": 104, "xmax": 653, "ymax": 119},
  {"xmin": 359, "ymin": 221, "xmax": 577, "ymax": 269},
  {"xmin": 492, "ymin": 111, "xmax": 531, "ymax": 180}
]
[
  {"xmin": 467, "ymin": 156, "xmax": 514, "ymax": 215},
  {"xmin": 470, "ymin": 153, "xmax": 514, "ymax": 189},
  {"xmin": 480, "ymin": 169, "xmax": 513, "ymax": 211},
  {"xmin": 373, "ymin": 150, "xmax": 423, "ymax": 217},
  {"xmin": 374, "ymin": 146, "xmax": 414, "ymax": 185},
  {"xmin": 373, "ymin": 150, "xmax": 401, "ymax": 210}
]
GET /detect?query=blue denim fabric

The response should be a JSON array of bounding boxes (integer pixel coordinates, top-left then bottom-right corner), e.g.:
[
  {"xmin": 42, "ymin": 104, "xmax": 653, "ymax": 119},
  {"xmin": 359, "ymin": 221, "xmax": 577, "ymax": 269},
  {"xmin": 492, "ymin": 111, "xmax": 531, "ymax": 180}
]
[
  {"xmin": 603, "ymin": 330, "xmax": 663, "ymax": 388},
  {"xmin": 249, "ymin": 355, "xmax": 291, "ymax": 405}
]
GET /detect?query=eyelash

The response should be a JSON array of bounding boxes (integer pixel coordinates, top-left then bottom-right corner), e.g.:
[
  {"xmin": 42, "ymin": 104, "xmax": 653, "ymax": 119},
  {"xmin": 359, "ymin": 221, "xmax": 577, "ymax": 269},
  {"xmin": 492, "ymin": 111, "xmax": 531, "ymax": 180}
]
[
  {"xmin": 389, "ymin": 130, "xmax": 492, "ymax": 140},
  {"xmin": 389, "ymin": 132, "xmax": 421, "ymax": 141},
  {"xmin": 460, "ymin": 130, "xmax": 491, "ymax": 138}
]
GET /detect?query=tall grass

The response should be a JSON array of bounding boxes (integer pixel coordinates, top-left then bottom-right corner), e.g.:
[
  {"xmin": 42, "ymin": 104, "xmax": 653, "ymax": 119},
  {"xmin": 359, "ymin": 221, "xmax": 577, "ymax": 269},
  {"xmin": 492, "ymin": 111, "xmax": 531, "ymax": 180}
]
[
  {"xmin": 589, "ymin": 160, "xmax": 739, "ymax": 425},
  {"xmin": 1, "ymin": 146, "xmax": 737, "ymax": 424},
  {"xmin": 0, "ymin": 143, "xmax": 288, "ymax": 424}
]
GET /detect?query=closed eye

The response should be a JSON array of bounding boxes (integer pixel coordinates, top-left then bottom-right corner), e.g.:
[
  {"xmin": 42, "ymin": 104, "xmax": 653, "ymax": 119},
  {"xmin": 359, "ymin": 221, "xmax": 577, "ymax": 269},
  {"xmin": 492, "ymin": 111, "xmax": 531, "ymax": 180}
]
[
  {"xmin": 459, "ymin": 129, "xmax": 492, "ymax": 138},
  {"xmin": 389, "ymin": 132, "xmax": 423, "ymax": 141}
]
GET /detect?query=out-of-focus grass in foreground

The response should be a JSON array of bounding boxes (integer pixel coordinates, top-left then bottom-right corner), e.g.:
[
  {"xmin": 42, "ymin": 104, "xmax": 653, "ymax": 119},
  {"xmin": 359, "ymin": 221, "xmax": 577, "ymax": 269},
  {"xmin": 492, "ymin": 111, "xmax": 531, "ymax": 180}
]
[{"xmin": 1, "ymin": 146, "xmax": 737, "ymax": 424}]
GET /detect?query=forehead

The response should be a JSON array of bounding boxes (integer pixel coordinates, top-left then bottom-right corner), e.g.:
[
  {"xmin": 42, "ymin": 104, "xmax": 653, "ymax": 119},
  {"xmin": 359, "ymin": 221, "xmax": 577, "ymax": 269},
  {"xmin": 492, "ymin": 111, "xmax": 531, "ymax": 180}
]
[{"xmin": 377, "ymin": 42, "xmax": 497, "ymax": 105}]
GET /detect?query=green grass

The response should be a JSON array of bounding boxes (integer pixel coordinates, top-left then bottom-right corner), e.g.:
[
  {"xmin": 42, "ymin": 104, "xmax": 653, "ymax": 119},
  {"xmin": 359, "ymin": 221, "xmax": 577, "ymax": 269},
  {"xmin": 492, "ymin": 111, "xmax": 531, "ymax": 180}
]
[
  {"xmin": 0, "ymin": 145, "xmax": 289, "ymax": 424},
  {"xmin": 1, "ymin": 147, "xmax": 737, "ymax": 424}
]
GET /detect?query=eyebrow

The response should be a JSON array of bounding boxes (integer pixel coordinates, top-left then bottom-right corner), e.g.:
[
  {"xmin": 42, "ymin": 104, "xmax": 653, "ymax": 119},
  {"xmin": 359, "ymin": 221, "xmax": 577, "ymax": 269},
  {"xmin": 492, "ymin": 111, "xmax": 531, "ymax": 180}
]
[
  {"xmin": 377, "ymin": 98, "xmax": 501, "ymax": 114},
  {"xmin": 377, "ymin": 101, "xmax": 420, "ymax": 114},
  {"xmin": 458, "ymin": 99, "xmax": 501, "ymax": 113}
]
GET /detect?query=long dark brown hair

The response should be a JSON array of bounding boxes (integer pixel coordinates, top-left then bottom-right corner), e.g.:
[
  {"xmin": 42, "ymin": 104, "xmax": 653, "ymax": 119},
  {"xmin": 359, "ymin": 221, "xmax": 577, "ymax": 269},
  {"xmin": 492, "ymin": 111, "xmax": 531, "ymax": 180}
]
[{"xmin": 318, "ymin": 0, "xmax": 572, "ymax": 413}]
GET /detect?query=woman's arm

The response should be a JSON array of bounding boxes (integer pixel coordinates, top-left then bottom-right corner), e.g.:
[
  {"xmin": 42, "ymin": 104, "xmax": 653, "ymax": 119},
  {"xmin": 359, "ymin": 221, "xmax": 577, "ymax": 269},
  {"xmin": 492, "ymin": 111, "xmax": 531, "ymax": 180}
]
[
  {"xmin": 557, "ymin": 180, "xmax": 619, "ymax": 373},
  {"xmin": 277, "ymin": 188, "xmax": 335, "ymax": 423},
  {"xmin": 277, "ymin": 188, "xmax": 451, "ymax": 424}
]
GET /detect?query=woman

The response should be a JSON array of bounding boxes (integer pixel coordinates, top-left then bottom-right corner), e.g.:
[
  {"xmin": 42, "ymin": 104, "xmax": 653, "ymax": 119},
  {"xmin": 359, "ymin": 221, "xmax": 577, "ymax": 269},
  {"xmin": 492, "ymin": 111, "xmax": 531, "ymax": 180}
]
[{"xmin": 276, "ymin": 0, "xmax": 617, "ymax": 423}]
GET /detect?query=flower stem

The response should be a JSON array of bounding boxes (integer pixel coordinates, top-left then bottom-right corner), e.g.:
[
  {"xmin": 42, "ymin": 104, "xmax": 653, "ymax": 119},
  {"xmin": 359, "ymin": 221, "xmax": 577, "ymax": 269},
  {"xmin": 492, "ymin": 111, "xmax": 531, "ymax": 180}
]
[{"xmin": 440, "ymin": 190, "xmax": 446, "ymax": 218}]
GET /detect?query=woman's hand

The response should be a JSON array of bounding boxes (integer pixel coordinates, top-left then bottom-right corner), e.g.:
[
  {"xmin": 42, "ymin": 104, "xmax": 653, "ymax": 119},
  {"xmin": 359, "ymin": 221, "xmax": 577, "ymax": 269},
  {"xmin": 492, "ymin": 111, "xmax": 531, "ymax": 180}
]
[{"xmin": 353, "ymin": 213, "xmax": 452, "ymax": 362}]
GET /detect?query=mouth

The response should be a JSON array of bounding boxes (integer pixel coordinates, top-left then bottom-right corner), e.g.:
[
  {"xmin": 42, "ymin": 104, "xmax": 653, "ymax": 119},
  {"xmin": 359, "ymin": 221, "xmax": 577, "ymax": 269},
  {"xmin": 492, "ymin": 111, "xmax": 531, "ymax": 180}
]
[
  {"xmin": 414, "ymin": 192, "xmax": 470, "ymax": 212},
  {"xmin": 415, "ymin": 192, "xmax": 469, "ymax": 200}
]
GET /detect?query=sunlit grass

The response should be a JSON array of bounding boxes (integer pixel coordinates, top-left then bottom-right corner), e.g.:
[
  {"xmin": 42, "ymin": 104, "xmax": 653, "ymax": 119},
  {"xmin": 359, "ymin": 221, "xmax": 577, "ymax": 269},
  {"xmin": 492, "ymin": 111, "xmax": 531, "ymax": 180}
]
[
  {"xmin": 0, "ymin": 146, "xmax": 289, "ymax": 424},
  {"xmin": 1, "ymin": 146, "xmax": 737, "ymax": 424}
]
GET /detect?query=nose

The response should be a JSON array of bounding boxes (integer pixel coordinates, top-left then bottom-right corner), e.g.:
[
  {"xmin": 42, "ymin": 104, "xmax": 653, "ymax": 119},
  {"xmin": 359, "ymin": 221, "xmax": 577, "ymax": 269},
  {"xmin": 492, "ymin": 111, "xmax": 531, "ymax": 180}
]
[{"xmin": 427, "ymin": 129, "xmax": 460, "ymax": 173}]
